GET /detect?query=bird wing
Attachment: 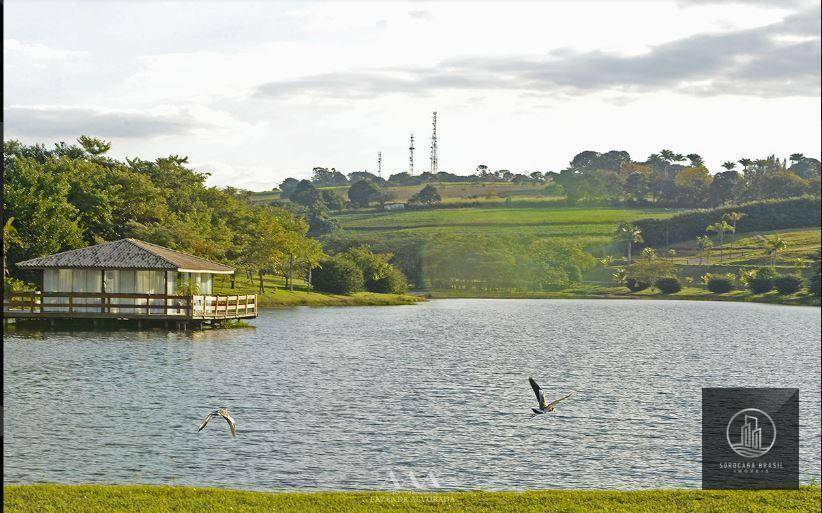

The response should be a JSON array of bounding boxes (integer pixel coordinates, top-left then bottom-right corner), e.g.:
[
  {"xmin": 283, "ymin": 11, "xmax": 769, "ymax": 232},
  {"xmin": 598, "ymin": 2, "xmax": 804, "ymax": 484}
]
[
  {"xmin": 547, "ymin": 393, "xmax": 573, "ymax": 409},
  {"xmin": 219, "ymin": 409, "xmax": 237, "ymax": 437},
  {"xmin": 197, "ymin": 412, "xmax": 215, "ymax": 432},
  {"xmin": 529, "ymin": 377, "xmax": 547, "ymax": 409}
]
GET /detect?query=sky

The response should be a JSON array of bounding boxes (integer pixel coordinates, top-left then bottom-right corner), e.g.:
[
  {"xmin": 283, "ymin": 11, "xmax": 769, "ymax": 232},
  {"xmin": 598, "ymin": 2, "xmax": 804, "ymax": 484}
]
[{"xmin": 4, "ymin": 0, "xmax": 821, "ymax": 190}]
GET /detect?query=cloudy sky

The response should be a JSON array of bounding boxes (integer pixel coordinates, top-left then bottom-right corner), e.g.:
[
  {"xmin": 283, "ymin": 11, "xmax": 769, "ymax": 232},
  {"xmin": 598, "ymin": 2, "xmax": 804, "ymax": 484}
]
[{"xmin": 4, "ymin": 1, "xmax": 820, "ymax": 189}]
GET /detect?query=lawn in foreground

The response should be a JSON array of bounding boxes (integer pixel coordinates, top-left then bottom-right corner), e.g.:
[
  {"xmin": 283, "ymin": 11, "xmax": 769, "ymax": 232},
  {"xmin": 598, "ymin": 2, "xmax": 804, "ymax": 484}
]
[{"xmin": 4, "ymin": 484, "xmax": 819, "ymax": 513}]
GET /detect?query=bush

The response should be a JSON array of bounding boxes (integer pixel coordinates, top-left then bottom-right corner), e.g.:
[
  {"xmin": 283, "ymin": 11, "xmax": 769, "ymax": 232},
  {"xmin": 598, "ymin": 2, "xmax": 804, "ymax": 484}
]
[
  {"xmin": 312, "ymin": 257, "xmax": 364, "ymax": 294},
  {"xmin": 707, "ymin": 277, "xmax": 733, "ymax": 293},
  {"xmin": 655, "ymin": 277, "xmax": 682, "ymax": 294},
  {"xmin": 634, "ymin": 196, "xmax": 821, "ymax": 246},
  {"xmin": 626, "ymin": 278, "xmax": 650, "ymax": 292},
  {"xmin": 369, "ymin": 267, "xmax": 409, "ymax": 294},
  {"xmin": 773, "ymin": 275, "xmax": 804, "ymax": 295},
  {"xmin": 747, "ymin": 268, "xmax": 775, "ymax": 294}
]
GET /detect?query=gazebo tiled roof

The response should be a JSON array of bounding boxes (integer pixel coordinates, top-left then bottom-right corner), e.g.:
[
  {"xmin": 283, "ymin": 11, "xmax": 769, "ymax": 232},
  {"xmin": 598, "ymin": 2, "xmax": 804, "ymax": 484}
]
[{"xmin": 16, "ymin": 239, "xmax": 234, "ymax": 273}]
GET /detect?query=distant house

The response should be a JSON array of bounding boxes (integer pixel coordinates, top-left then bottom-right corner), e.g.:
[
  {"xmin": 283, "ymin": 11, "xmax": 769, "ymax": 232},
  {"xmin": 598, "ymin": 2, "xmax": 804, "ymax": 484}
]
[
  {"xmin": 384, "ymin": 203, "xmax": 405, "ymax": 210},
  {"xmin": 9, "ymin": 239, "xmax": 254, "ymax": 320}
]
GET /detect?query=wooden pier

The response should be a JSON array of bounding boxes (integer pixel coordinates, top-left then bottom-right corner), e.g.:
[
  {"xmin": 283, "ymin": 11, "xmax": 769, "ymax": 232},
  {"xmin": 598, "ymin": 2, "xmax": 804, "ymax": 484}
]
[{"xmin": 3, "ymin": 291, "xmax": 257, "ymax": 325}]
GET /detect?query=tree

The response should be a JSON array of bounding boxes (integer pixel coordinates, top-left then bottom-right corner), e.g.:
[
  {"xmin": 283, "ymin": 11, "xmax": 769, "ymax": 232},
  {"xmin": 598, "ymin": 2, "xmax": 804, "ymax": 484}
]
[
  {"xmin": 686, "ymin": 153, "xmax": 704, "ymax": 167},
  {"xmin": 696, "ymin": 235, "xmax": 713, "ymax": 265},
  {"xmin": 642, "ymin": 247, "xmax": 656, "ymax": 263},
  {"xmin": 710, "ymin": 170, "xmax": 739, "ymax": 206},
  {"xmin": 706, "ymin": 220, "xmax": 733, "ymax": 263},
  {"xmin": 2, "ymin": 217, "xmax": 24, "ymax": 278},
  {"xmin": 321, "ymin": 189, "xmax": 346, "ymax": 211},
  {"xmin": 789, "ymin": 153, "xmax": 804, "ymax": 163},
  {"xmin": 347, "ymin": 180, "xmax": 383, "ymax": 208},
  {"xmin": 758, "ymin": 234, "xmax": 788, "ymax": 268},
  {"xmin": 311, "ymin": 167, "xmax": 348, "ymax": 186},
  {"xmin": 288, "ymin": 179, "xmax": 322, "ymax": 208},
  {"xmin": 408, "ymin": 184, "xmax": 442, "ymax": 206},
  {"xmin": 77, "ymin": 135, "xmax": 111, "ymax": 156},
  {"xmin": 675, "ymin": 166, "xmax": 712, "ymax": 206},
  {"xmin": 616, "ymin": 223, "xmax": 643, "ymax": 266},
  {"xmin": 279, "ymin": 177, "xmax": 300, "ymax": 196},
  {"xmin": 721, "ymin": 161, "xmax": 736, "ymax": 171},
  {"xmin": 723, "ymin": 212, "xmax": 746, "ymax": 243}
]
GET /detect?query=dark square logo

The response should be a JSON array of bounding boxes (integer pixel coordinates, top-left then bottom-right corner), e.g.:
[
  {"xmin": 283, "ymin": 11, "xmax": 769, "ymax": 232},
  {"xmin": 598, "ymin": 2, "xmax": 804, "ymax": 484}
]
[{"xmin": 702, "ymin": 388, "xmax": 798, "ymax": 489}]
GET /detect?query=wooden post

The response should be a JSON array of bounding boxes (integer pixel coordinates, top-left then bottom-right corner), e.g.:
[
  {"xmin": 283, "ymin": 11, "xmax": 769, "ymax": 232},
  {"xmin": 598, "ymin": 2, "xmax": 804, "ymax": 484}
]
[
  {"xmin": 68, "ymin": 293, "xmax": 73, "ymax": 314},
  {"xmin": 101, "ymin": 270, "xmax": 106, "ymax": 314},
  {"xmin": 146, "ymin": 294, "xmax": 151, "ymax": 316},
  {"xmin": 235, "ymin": 295, "xmax": 240, "ymax": 317}
]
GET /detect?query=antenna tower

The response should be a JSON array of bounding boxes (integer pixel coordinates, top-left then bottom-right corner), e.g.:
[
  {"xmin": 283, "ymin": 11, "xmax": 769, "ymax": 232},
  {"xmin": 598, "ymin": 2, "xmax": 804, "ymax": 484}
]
[
  {"xmin": 430, "ymin": 111, "xmax": 438, "ymax": 173},
  {"xmin": 409, "ymin": 133, "xmax": 415, "ymax": 175},
  {"xmin": 377, "ymin": 152, "xmax": 383, "ymax": 177}
]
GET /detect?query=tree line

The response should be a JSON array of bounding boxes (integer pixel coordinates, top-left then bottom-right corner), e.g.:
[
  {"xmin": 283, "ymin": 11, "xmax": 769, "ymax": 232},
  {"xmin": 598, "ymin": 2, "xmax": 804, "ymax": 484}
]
[{"xmin": 2, "ymin": 138, "xmax": 408, "ymax": 295}]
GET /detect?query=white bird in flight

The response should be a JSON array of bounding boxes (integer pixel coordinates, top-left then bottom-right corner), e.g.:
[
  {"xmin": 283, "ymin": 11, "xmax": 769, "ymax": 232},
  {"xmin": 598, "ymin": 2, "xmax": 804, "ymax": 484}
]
[
  {"xmin": 197, "ymin": 407, "xmax": 237, "ymax": 437},
  {"xmin": 529, "ymin": 377, "xmax": 572, "ymax": 415}
]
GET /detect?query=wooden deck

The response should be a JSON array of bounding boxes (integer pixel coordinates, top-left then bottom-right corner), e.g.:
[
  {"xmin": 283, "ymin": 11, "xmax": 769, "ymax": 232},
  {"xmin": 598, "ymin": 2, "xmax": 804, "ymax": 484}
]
[{"xmin": 3, "ymin": 291, "xmax": 257, "ymax": 321}]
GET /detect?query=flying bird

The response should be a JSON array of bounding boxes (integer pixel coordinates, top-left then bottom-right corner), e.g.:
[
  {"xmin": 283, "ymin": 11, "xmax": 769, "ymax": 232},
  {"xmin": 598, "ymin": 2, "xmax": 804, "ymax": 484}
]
[
  {"xmin": 529, "ymin": 377, "xmax": 572, "ymax": 415},
  {"xmin": 198, "ymin": 407, "xmax": 237, "ymax": 437}
]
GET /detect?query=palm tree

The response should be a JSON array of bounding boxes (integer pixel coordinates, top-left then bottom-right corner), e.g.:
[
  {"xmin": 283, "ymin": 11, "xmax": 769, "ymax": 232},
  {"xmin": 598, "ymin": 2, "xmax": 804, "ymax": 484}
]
[
  {"xmin": 758, "ymin": 234, "xmax": 788, "ymax": 268},
  {"xmin": 706, "ymin": 221, "xmax": 734, "ymax": 263},
  {"xmin": 723, "ymin": 212, "xmax": 746, "ymax": 243},
  {"xmin": 660, "ymin": 149, "xmax": 675, "ymax": 178},
  {"xmin": 642, "ymin": 247, "xmax": 656, "ymax": 263},
  {"xmin": 686, "ymin": 153, "xmax": 704, "ymax": 167},
  {"xmin": 721, "ymin": 161, "xmax": 736, "ymax": 171},
  {"xmin": 789, "ymin": 153, "xmax": 804, "ymax": 163},
  {"xmin": 738, "ymin": 158, "xmax": 753, "ymax": 172},
  {"xmin": 616, "ymin": 223, "xmax": 643, "ymax": 266},
  {"xmin": 696, "ymin": 235, "xmax": 714, "ymax": 265}
]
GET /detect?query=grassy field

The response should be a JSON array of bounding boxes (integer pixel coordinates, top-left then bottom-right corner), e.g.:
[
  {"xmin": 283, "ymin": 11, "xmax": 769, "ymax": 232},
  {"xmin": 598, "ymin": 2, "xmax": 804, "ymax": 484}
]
[
  {"xmin": 667, "ymin": 228, "xmax": 821, "ymax": 268},
  {"xmin": 330, "ymin": 205, "xmax": 679, "ymax": 289},
  {"xmin": 336, "ymin": 206, "xmax": 677, "ymax": 252},
  {"xmin": 5, "ymin": 484, "xmax": 819, "ymax": 513},
  {"xmin": 212, "ymin": 271, "xmax": 422, "ymax": 307}
]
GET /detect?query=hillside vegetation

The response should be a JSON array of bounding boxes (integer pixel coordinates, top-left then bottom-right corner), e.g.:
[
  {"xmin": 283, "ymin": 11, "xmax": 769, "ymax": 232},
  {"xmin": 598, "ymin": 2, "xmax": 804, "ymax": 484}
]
[{"xmin": 328, "ymin": 206, "xmax": 677, "ymax": 289}]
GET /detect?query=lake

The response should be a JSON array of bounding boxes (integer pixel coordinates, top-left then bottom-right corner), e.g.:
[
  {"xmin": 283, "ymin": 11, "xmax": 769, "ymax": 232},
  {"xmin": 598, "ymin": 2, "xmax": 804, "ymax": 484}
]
[{"xmin": 3, "ymin": 299, "xmax": 820, "ymax": 490}]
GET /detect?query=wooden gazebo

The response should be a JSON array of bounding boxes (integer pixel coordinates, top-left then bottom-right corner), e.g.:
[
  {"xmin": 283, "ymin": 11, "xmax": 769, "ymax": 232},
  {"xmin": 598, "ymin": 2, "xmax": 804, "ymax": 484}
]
[{"xmin": 4, "ymin": 239, "xmax": 257, "ymax": 326}]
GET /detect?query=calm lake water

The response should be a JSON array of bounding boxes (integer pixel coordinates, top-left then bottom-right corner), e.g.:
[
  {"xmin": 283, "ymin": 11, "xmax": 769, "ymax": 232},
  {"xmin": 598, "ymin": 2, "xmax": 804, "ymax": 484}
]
[{"xmin": 3, "ymin": 299, "xmax": 820, "ymax": 490}]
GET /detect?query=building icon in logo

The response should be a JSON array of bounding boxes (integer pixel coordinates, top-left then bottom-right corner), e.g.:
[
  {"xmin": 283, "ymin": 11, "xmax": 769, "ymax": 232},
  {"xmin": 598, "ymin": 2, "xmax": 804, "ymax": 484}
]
[{"xmin": 726, "ymin": 408, "xmax": 776, "ymax": 458}]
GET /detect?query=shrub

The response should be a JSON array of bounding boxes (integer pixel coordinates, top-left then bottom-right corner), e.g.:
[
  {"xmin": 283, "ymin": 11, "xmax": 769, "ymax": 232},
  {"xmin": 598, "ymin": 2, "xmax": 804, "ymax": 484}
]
[
  {"xmin": 369, "ymin": 267, "xmax": 409, "ymax": 294},
  {"xmin": 655, "ymin": 277, "xmax": 682, "ymax": 294},
  {"xmin": 626, "ymin": 278, "xmax": 650, "ymax": 292},
  {"xmin": 707, "ymin": 277, "xmax": 733, "ymax": 293},
  {"xmin": 773, "ymin": 275, "xmax": 804, "ymax": 295},
  {"xmin": 747, "ymin": 268, "xmax": 775, "ymax": 294},
  {"xmin": 312, "ymin": 256, "xmax": 364, "ymax": 294}
]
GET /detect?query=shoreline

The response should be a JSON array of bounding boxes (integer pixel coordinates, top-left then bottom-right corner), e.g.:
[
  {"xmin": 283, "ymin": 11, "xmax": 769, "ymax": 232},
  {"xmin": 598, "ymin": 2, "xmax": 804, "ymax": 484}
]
[
  {"xmin": 4, "ymin": 484, "xmax": 819, "ymax": 513},
  {"xmin": 421, "ymin": 286, "xmax": 820, "ymax": 307}
]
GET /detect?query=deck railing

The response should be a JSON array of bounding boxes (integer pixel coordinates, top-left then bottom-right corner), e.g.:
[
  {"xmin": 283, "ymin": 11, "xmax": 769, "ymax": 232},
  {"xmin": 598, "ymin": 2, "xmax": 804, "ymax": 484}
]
[{"xmin": 3, "ymin": 291, "xmax": 257, "ymax": 319}]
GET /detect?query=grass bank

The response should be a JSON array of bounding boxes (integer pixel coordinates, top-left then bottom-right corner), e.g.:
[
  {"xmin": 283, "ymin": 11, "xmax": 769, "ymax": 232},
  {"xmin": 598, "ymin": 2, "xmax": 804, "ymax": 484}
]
[
  {"xmin": 427, "ymin": 284, "xmax": 820, "ymax": 307},
  {"xmin": 213, "ymin": 272, "xmax": 422, "ymax": 307},
  {"xmin": 4, "ymin": 484, "xmax": 819, "ymax": 513}
]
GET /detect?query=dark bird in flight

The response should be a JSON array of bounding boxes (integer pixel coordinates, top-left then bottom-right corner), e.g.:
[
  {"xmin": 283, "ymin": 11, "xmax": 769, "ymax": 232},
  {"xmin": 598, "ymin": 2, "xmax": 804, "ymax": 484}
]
[
  {"xmin": 529, "ymin": 377, "xmax": 572, "ymax": 415},
  {"xmin": 198, "ymin": 407, "xmax": 237, "ymax": 437}
]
